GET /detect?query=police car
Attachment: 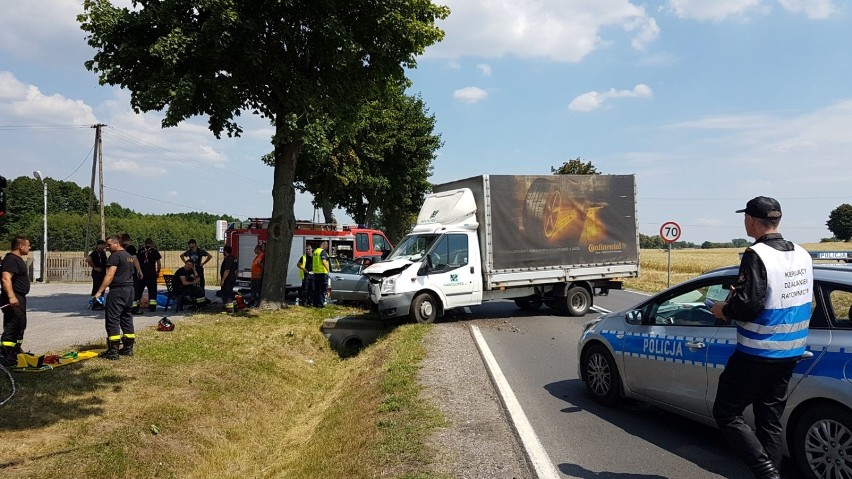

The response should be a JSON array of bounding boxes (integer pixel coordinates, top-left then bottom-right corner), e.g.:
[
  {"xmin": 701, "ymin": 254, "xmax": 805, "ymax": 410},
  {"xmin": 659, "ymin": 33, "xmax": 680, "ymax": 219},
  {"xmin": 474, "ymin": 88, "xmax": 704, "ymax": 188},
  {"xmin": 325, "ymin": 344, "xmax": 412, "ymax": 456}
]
[{"xmin": 578, "ymin": 264, "xmax": 852, "ymax": 479}]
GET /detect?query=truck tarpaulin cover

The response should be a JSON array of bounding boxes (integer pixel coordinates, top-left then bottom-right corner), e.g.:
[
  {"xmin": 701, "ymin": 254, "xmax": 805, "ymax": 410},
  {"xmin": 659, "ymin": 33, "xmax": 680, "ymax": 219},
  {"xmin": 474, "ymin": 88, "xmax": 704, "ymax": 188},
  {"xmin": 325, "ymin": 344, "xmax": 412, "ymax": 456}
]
[{"xmin": 490, "ymin": 175, "xmax": 636, "ymax": 269}]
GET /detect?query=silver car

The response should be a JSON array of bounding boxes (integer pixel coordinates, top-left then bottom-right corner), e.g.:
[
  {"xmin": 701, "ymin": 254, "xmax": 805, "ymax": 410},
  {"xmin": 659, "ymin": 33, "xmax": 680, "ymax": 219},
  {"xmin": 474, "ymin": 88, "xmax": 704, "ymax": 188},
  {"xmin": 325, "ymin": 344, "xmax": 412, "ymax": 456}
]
[
  {"xmin": 578, "ymin": 264, "xmax": 852, "ymax": 479},
  {"xmin": 329, "ymin": 258, "xmax": 373, "ymax": 305}
]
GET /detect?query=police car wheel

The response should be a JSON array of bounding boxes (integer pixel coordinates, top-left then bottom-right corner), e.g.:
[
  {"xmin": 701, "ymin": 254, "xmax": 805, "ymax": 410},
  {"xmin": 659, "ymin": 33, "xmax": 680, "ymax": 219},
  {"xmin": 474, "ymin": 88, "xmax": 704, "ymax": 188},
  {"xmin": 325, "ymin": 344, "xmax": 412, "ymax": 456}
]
[
  {"xmin": 410, "ymin": 293, "xmax": 438, "ymax": 324},
  {"xmin": 793, "ymin": 404, "xmax": 852, "ymax": 479},
  {"xmin": 565, "ymin": 286, "xmax": 591, "ymax": 316},
  {"xmin": 583, "ymin": 344, "xmax": 621, "ymax": 406}
]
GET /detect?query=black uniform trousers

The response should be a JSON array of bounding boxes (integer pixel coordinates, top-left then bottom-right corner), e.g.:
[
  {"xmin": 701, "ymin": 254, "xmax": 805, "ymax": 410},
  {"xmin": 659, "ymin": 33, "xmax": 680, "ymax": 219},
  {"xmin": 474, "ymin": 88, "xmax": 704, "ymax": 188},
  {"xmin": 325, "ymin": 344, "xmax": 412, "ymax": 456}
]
[
  {"xmin": 105, "ymin": 285, "xmax": 135, "ymax": 339},
  {"xmin": 312, "ymin": 273, "xmax": 327, "ymax": 307},
  {"xmin": 135, "ymin": 272, "xmax": 158, "ymax": 303},
  {"xmin": 91, "ymin": 271, "xmax": 105, "ymax": 296},
  {"xmin": 713, "ymin": 350, "xmax": 797, "ymax": 469},
  {"xmin": 1, "ymin": 295, "xmax": 27, "ymax": 345},
  {"xmin": 300, "ymin": 274, "xmax": 314, "ymax": 306}
]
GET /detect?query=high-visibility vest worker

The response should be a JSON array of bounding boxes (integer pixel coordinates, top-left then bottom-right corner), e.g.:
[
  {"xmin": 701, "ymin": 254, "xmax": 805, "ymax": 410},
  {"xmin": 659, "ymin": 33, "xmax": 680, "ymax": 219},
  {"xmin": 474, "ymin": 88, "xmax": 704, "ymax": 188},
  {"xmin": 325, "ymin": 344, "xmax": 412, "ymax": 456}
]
[{"xmin": 312, "ymin": 246, "xmax": 328, "ymax": 274}]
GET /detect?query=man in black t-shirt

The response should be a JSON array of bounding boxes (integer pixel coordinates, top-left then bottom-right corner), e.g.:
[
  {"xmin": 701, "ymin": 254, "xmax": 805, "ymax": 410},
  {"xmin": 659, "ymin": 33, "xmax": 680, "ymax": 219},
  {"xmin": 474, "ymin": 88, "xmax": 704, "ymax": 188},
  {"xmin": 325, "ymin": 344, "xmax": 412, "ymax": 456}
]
[
  {"xmin": 220, "ymin": 245, "xmax": 237, "ymax": 313},
  {"xmin": 135, "ymin": 238, "xmax": 162, "ymax": 312},
  {"xmin": 1, "ymin": 236, "xmax": 32, "ymax": 368},
  {"xmin": 85, "ymin": 240, "xmax": 108, "ymax": 305},
  {"xmin": 180, "ymin": 239, "xmax": 213, "ymax": 289},
  {"xmin": 93, "ymin": 235, "xmax": 137, "ymax": 360},
  {"xmin": 174, "ymin": 259, "xmax": 208, "ymax": 310}
]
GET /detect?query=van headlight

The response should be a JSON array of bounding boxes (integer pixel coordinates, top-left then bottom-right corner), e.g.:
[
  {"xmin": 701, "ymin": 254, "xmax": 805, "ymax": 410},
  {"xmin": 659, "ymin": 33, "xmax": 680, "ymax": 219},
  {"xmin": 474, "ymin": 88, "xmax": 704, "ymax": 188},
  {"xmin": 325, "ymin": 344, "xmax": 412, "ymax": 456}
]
[{"xmin": 381, "ymin": 277, "xmax": 396, "ymax": 294}]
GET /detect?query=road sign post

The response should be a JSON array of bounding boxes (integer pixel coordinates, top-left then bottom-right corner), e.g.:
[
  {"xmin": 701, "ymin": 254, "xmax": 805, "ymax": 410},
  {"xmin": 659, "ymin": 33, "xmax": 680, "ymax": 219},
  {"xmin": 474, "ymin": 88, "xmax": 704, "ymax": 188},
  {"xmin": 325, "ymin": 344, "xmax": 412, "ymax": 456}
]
[{"xmin": 660, "ymin": 221, "xmax": 682, "ymax": 288}]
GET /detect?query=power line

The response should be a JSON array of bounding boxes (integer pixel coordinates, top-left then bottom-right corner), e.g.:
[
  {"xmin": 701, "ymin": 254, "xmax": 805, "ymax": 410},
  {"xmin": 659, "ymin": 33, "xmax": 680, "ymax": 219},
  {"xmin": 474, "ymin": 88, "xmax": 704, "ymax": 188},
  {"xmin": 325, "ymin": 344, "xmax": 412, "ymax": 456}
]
[
  {"xmin": 103, "ymin": 185, "xmax": 253, "ymax": 218},
  {"xmin": 0, "ymin": 124, "xmax": 92, "ymax": 130},
  {"xmin": 60, "ymin": 144, "xmax": 95, "ymax": 181},
  {"xmin": 105, "ymin": 125, "xmax": 270, "ymax": 185}
]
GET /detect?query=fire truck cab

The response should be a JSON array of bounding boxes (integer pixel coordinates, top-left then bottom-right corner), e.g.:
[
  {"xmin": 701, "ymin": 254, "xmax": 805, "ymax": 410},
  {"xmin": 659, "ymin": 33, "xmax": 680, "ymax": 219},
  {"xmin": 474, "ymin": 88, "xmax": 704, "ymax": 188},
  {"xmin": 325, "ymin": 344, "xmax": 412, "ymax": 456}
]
[{"xmin": 224, "ymin": 218, "xmax": 393, "ymax": 291}]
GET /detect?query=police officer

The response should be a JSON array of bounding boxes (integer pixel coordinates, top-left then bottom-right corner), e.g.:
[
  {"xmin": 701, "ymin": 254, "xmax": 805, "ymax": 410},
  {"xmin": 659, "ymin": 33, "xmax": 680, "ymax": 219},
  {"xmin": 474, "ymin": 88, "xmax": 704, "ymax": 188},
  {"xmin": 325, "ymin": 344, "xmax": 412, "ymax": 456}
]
[
  {"xmin": 312, "ymin": 241, "xmax": 330, "ymax": 308},
  {"xmin": 135, "ymin": 238, "xmax": 162, "ymax": 312},
  {"xmin": 711, "ymin": 197, "xmax": 813, "ymax": 479},
  {"xmin": 296, "ymin": 244, "xmax": 313, "ymax": 306},
  {"xmin": 93, "ymin": 235, "xmax": 137, "ymax": 360},
  {"xmin": 1, "ymin": 236, "xmax": 31, "ymax": 368}
]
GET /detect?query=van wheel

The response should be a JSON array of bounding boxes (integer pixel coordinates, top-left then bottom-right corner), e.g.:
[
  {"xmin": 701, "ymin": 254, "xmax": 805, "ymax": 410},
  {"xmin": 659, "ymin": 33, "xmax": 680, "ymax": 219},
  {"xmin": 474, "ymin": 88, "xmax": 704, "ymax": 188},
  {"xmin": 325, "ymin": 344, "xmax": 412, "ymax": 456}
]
[
  {"xmin": 565, "ymin": 286, "xmax": 591, "ymax": 316},
  {"xmin": 522, "ymin": 178, "xmax": 561, "ymax": 241},
  {"xmin": 410, "ymin": 293, "xmax": 438, "ymax": 324},
  {"xmin": 514, "ymin": 298, "xmax": 543, "ymax": 311},
  {"xmin": 582, "ymin": 344, "xmax": 620, "ymax": 406},
  {"xmin": 793, "ymin": 404, "xmax": 852, "ymax": 479}
]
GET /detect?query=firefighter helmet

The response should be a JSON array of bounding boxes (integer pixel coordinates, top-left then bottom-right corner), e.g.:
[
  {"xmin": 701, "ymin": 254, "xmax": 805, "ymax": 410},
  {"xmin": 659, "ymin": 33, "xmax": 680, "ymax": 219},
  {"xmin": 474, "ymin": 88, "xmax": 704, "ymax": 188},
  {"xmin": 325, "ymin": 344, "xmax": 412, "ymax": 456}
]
[{"xmin": 157, "ymin": 317, "xmax": 175, "ymax": 331}]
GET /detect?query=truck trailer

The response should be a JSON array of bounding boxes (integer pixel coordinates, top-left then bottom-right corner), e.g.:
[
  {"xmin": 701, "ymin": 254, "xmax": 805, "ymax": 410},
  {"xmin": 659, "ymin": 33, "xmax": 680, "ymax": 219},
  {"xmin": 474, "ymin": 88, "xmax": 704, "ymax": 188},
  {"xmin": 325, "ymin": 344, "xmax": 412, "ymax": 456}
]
[{"xmin": 363, "ymin": 174, "xmax": 640, "ymax": 322}]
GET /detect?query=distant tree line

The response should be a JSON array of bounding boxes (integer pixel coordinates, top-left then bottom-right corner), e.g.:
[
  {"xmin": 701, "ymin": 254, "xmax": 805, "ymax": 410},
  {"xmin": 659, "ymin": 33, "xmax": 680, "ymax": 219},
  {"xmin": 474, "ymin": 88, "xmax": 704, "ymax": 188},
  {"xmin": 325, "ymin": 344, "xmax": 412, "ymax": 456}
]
[
  {"xmin": 639, "ymin": 233, "xmax": 750, "ymax": 250},
  {"xmin": 0, "ymin": 175, "xmax": 236, "ymax": 252}
]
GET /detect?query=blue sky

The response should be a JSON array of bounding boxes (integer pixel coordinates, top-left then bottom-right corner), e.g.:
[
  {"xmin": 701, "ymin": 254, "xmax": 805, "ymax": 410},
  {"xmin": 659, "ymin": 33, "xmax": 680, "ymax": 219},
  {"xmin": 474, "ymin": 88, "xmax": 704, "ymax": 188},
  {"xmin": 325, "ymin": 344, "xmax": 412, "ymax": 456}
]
[{"xmin": 1, "ymin": 0, "xmax": 850, "ymax": 245}]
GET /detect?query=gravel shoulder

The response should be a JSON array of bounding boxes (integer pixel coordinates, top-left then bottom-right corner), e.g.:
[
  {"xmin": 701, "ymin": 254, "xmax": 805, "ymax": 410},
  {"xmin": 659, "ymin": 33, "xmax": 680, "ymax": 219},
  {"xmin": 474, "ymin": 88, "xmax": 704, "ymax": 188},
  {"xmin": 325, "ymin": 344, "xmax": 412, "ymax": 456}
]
[{"xmin": 418, "ymin": 321, "xmax": 532, "ymax": 479}]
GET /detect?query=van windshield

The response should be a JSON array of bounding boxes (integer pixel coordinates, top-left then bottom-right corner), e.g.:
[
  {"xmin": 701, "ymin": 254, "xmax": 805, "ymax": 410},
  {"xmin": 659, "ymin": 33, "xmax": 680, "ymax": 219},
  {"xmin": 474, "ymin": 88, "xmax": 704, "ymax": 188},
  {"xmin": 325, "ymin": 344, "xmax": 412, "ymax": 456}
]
[{"xmin": 386, "ymin": 234, "xmax": 440, "ymax": 262}]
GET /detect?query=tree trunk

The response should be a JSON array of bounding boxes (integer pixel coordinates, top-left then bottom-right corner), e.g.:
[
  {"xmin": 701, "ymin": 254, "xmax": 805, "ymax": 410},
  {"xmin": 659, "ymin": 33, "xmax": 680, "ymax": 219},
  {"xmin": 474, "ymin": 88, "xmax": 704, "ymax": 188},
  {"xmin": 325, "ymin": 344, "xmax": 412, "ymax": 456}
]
[
  {"xmin": 320, "ymin": 198, "xmax": 336, "ymax": 225},
  {"xmin": 259, "ymin": 122, "xmax": 300, "ymax": 309}
]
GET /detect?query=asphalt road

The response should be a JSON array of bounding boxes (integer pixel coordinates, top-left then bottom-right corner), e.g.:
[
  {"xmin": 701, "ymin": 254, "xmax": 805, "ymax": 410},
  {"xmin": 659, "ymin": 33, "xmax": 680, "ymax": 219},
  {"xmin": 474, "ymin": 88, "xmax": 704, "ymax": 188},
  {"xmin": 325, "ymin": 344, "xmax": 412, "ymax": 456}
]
[{"xmin": 465, "ymin": 291, "xmax": 803, "ymax": 479}]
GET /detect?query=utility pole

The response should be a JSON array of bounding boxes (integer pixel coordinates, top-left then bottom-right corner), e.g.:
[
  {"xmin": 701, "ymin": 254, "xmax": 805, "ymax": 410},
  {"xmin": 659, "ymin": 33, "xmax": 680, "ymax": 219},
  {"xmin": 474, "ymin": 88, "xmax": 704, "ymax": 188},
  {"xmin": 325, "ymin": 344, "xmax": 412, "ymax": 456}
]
[
  {"xmin": 95, "ymin": 124, "xmax": 106, "ymax": 239},
  {"xmin": 85, "ymin": 124, "xmax": 107, "ymax": 250}
]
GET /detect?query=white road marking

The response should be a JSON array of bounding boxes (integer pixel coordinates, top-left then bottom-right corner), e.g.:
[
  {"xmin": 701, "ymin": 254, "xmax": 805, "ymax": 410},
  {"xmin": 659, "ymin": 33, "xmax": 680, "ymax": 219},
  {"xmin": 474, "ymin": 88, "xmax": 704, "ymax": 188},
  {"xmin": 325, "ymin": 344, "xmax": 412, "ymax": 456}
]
[{"xmin": 469, "ymin": 325, "xmax": 562, "ymax": 479}]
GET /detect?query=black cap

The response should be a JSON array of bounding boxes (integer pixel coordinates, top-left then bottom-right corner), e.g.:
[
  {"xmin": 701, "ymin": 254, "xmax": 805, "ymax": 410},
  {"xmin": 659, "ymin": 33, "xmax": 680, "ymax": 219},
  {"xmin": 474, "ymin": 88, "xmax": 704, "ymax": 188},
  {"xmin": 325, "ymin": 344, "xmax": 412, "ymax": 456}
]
[
  {"xmin": 736, "ymin": 196, "xmax": 782, "ymax": 219},
  {"xmin": 96, "ymin": 239, "xmax": 106, "ymax": 245}
]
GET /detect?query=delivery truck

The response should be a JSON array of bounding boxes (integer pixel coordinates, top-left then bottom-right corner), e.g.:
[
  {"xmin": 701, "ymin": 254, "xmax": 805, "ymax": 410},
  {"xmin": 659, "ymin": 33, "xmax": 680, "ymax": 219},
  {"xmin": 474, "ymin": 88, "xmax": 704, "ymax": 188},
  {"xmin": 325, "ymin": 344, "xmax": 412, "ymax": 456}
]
[{"xmin": 363, "ymin": 174, "xmax": 640, "ymax": 323}]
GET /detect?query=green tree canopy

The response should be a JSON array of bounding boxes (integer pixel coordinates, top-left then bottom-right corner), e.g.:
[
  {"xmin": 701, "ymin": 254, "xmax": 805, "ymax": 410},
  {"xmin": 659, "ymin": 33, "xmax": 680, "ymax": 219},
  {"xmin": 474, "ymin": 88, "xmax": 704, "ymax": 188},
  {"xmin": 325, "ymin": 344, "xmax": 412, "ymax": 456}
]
[
  {"xmin": 79, "ymin": 0, "xmax": 449, "ymax": 307},
  {"xmin": 826, "ymin": 203, "xmax": 852, "ymax": 241},
  {"xmin": 291, "ymin": 87, "xmax": 440, "ymax": 238},
  {"xmin": 551, "ymin": 158, "xmax": 600, "ymax": 175}
]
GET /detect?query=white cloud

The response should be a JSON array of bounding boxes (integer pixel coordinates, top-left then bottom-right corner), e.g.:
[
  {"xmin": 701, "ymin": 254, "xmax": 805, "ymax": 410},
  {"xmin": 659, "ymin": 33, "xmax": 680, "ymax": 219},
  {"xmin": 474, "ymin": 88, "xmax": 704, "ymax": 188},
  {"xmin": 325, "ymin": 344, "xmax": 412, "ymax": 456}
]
[
  {"xmin": 777, "ymin": 0, "xmax": 839, "ymax": 19},
  {"xmin": 667, "ymin": 0, "xmax": 839, "ymax": 21},
  {"xmin": 667, "ymin": 0, "xmax": 766, "ymax": 21},
  {"xmin": 569, "ymin": 83, "xmax": 653, "ymax": 112},
  {"xmin": 428, "ymin": 0, "xmax": 659, "ymax": 62},
  {"xmin": 476, "ymin": 63, "xmax": 492, "ymax": 77},
  {"xmin": 0, "ymin": 0, "xmax": 90, "ymax": 64},
  {"xmin": 0, "ymin": 71, "xmax": 98, "ymax": 124},
  {"xmin": 453, "ymin": 86, "xmax": 489, "ymax": 104}
]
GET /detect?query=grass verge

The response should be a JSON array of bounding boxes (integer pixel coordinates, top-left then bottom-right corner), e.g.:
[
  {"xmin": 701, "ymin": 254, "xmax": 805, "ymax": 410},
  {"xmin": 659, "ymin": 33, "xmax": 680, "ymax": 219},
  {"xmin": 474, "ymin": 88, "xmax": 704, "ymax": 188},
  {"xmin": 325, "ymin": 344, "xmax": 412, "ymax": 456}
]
[{"xmin": 0, "ymin": 305, "xmax": 445, "ymax": 478}]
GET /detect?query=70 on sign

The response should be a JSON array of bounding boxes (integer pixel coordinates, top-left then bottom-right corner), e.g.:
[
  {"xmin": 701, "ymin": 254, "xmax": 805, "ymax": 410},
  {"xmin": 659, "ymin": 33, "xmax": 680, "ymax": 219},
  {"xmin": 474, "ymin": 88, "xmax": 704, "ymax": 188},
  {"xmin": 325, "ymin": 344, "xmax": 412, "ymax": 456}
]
[{"xmin": 659, "ymin": 221, "xmax": 682, "ymax": 244}]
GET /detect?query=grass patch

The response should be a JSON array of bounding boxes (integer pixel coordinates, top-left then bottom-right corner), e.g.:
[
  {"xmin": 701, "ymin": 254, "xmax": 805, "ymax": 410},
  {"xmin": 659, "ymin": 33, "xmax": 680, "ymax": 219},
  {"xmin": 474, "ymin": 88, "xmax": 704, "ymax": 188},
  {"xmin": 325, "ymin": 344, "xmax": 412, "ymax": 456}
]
[{"xmin": 0, "ymin": 306, "xmax": 446, "ymax": 478}]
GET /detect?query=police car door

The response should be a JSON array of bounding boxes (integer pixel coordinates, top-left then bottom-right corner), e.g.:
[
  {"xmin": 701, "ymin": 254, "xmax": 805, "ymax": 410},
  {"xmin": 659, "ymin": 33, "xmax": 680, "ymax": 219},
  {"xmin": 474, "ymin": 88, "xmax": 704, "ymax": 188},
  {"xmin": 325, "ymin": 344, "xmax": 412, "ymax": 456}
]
[{"xmin": 622, "ymin": 278, "xmax": 724, "ymax": 416}]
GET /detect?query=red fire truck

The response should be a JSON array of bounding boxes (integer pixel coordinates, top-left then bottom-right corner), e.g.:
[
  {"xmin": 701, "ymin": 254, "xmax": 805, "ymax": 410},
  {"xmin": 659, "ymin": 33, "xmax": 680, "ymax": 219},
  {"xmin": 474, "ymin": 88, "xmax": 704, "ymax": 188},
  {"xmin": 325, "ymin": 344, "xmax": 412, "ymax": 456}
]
[{"xmin": 224, "ymin": 219, "xmax": 393, "ymax": 291}]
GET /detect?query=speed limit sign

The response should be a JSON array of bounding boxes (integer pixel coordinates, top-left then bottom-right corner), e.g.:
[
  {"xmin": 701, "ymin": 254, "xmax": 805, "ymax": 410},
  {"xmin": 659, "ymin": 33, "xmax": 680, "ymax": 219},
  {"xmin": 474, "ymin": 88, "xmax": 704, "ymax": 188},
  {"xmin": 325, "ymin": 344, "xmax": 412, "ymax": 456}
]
[{"xmin": 660, "ymin": 221, "xmax": 682, "ymax": 244}]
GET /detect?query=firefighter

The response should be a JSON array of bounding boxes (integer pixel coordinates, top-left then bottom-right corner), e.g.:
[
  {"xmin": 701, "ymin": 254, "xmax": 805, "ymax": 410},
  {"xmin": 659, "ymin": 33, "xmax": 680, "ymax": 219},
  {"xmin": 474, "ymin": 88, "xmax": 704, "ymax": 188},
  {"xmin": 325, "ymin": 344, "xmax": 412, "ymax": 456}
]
[
  {"xmin": 135, "ymin": 238, "xmax": 162, "ymax": 312},
  {"xmin": 1, "ymin": 236, "xmax": 32, "ymax": 368},
  {"xmin": 121, "ymin": 233, "xmax": 144, "ymax": 314},
  {"xmin": 93, "ymin": 235, "xmax": 137, "ymax": 360},
  {"xmin": 220, "ymin": 245, "xmax": 237, "ymax": 313}
]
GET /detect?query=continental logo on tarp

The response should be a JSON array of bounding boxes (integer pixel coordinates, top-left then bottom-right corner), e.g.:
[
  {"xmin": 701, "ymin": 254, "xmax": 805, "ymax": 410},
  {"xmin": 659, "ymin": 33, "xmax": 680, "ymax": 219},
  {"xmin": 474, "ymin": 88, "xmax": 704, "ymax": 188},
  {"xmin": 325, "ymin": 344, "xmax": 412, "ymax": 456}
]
[{"xmin": 588, "ymin": 242, "xmax": 625, "ymax": 253}]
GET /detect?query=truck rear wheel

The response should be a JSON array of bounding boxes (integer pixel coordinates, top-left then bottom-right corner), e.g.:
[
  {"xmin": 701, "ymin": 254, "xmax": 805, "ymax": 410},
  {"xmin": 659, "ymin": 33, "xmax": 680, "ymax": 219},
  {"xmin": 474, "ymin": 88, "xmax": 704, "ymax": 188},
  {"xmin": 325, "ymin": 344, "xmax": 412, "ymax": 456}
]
[
  {"xmin": 410, "ymin": 293, "xmax": 438, "ymax": 324},
  {"xmin": 565, "ymin": 286, "xmax": 591, "ymax": 316}
]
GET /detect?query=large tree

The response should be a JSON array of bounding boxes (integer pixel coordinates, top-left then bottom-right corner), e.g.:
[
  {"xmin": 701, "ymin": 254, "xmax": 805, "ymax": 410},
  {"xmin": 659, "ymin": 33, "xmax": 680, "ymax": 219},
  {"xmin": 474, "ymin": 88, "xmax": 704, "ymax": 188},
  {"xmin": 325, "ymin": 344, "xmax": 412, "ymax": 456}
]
[
  {"xmin": 551, "ymin": 157, "xmax": 600, "ymax": 175},
  {"xmin": 292, "ymin": 87, "xmax": 440, "ymax": 234},
  {"xmin": 79, "ymin": 0, "xmax": 449, "ymax": 307},
  {"xmin": 827, "ymin": 203, "xmax": 852, "ymax": 241}
]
